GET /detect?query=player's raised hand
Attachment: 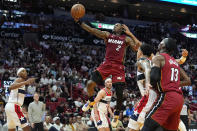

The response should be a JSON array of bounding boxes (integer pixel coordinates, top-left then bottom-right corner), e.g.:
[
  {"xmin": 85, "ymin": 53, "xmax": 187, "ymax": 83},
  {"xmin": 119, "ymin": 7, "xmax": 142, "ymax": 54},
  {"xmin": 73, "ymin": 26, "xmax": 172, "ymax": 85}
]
[
  {"xmin": 181, "ymin": 49, "xmax": 188, "ymax": 57},
  {"xmin": 122, "ymin": 24, "xmax": 131, "ymax": 35}
]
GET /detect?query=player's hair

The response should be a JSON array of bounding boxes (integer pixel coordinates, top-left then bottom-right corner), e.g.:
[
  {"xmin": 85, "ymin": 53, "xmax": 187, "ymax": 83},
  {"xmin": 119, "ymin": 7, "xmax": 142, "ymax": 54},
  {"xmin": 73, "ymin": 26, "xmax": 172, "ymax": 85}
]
[
  {"xmin": 17, "ymin": 67, "xmax": 25, "ymax": 76},
  {"xmin": 140, "ymin": 43, "xmax": 154, "ymax": 57},
  {"xmin": 105, "ymin": 78, "xmax": 112, "ymax": 83},
  {"xmin": 163, "ymin": 38, "xmax": 178, "ymax": 55}
]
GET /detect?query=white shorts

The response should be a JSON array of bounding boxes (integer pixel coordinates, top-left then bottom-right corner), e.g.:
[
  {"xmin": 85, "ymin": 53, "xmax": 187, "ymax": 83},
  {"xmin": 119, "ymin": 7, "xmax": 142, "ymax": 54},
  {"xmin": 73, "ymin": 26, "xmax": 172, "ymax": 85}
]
[
  {"xmin": 5, "ymin": 103, "xmax": 28, "ymax": 129},
  {"xmin": 128, "ymin": 118, "xmax": 141, "ymax": 130},
  {"xmin": 138, "ymin": 89, "xmax": 158, "ymax": 124},
  {"xmin": 91, "ymin": 109, "xmax": 110, "ymax": 129}
]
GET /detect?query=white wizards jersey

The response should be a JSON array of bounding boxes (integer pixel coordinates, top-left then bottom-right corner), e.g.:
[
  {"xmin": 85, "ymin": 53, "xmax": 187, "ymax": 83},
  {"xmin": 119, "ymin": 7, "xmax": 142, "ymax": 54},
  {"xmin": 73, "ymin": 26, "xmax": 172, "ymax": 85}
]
[
  {"xmin": 8, "ymin": 85, "xmax": 26, "ymax": 106},
  {"xmin": 137, "ymin": 57, "xmax": 151, "ymax": 96},
  {"xmin": 97, "ymin": 88, "xmax": 112, "ymax": 114}
]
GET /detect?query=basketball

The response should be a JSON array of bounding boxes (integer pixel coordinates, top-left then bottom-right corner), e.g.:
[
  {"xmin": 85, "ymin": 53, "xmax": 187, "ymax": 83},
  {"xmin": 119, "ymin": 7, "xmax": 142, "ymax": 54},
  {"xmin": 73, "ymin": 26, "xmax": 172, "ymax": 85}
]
[{"xmin": 71, "ymin": 4, "xmax": 85, "ymax": 19}]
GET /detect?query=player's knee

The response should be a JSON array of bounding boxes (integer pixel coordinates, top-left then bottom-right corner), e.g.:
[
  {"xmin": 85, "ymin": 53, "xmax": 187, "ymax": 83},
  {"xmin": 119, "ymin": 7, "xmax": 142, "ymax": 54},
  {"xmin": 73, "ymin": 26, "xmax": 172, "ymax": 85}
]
[
  {"xmin": 91, "ymin": 70, "xmax": 103, "ymax": 85},
  {"xmin": 113, "ymin": 82, "xmax": 125, "ymax": 96},
  {"xmin": 87, "ymin": 80, "xmax": 96, "ymax": 87},
  {"xmin": 142, "ymin": 118, "xmax": 160, "ymax": 131}
]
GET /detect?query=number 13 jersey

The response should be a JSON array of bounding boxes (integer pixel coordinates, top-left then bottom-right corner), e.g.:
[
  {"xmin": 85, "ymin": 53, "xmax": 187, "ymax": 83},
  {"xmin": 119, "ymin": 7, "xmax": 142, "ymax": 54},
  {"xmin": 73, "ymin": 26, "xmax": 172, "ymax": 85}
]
[{"xmin": 159, "ymin": 53, "xmax": 181, "ymax": 94}]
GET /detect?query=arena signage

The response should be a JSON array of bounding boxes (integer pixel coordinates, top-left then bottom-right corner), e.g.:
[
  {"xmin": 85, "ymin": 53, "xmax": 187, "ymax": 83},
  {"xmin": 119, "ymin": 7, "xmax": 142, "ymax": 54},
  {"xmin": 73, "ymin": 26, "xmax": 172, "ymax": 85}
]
[
  {"xmin": 0, "ymin": 30, "xmax": 21, "ymax": 38},
  {"xmin": 41, "ymin": 34, "xmax": 105, "ymax": 46},
  {"xmin": 91, "ymin": 22, "xmax": 114, "ymax": 30},
  {"xmin": 181, "ymin": 32, "xmax": 197, "ymax": 38},
  {"xmin": 41, "ymin": 34, "xmax": 85, "ymax": 43}
]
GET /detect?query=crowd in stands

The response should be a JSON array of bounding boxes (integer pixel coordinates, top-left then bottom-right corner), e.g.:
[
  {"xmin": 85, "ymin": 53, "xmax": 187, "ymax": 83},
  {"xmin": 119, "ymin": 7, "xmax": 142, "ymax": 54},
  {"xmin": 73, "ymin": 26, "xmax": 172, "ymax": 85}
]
[{"xmin": 0, "ymin": 9, "xmax": 196, "ymax": 130}]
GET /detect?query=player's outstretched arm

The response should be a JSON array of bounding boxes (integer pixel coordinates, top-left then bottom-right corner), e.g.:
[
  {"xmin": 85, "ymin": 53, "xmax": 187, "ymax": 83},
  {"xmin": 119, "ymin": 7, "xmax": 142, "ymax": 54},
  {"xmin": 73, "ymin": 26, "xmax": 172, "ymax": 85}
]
[
  {"xmin": 176, "ymin": 49, "xmax": 188, "ymax": 65},
  {"xmin": 180, "ymin": 67, "xmax": 191, "ymax": 87},
  {"xmin": 74, "ymin": 19, "xmax": 110, "ymax": 39},
  {"xmin": 9, "ymin": 78, "xmax": 35, "ymax": 90},
  {"xmin": 123, "ymin": 24, "xmax": 142, "ymax": 51}
]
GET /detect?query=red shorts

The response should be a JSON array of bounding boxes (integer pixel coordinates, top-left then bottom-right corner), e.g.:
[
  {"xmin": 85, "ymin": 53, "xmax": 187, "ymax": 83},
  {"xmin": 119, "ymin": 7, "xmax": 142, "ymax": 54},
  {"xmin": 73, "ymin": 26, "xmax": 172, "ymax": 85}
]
[
  {"xmin": 97, "ymin": 61, "xmax": 125, "ymax": 83},
  {"xmin": 147, "ymin": 91, "xmax": 184, "ymax": 130}
]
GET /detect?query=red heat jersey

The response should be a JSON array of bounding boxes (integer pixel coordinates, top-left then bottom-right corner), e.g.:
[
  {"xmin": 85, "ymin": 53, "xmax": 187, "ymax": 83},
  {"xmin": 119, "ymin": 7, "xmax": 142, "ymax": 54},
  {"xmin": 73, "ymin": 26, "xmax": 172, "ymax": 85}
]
[
  {"xmin": 159, "ymin": 53, "xmax": 182, "ymax": 94},
  {"xmin": 105, "ymin": 34, "xmax": 127, "ymax": 63}
]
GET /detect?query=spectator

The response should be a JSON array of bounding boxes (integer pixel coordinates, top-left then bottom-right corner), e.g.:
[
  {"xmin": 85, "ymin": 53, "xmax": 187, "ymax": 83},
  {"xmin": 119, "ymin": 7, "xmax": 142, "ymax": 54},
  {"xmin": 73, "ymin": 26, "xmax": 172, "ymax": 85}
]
[
  {"xmin": 75, "ymin": 115, "xmax": 89, "ymax": 131},
  {"xmin": 53, "ymin": 117, "xmax": 63, "ymax": 130},
  {"xmin": 28, "ymin": 93, "xmax": 45, "ymax": 131},
  {"xmin": 43, "ymin": 115, "xmax": 53, "ymax": 131},
  {"xmin": 122, "ymin": 116, "xmax": 129, "ymax": 128},
  {"xmin": 74, "ymin": 98, "xmax": 83, "ymax": 108},
  {"xmin": 112, "ymin": 115, "xmax": 125, "ymax": 131},
  {"xmin": 125, "ymin": 104, "xmax": 134, "ymax": 117},
  {"xmin": 64, "ymin": 117, "xmax": 77, "ymax": 131}
]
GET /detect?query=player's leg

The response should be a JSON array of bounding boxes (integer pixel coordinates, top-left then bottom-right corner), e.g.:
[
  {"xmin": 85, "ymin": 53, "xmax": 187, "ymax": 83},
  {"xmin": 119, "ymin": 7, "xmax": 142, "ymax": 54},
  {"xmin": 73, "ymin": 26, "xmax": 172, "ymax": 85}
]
[
  {"xmin": 138, "ymin": 89, "xmax": 158, "ymax": 124},
  {"xmin": 113, "ymin": 82, "xmax": 125, "ymax": 113},
  {"xmin": 5, "ymin": 103, "xmax": 17, "ymax": 131},
  {"xmin": 111, "ymin": 64, "xmax": 126, "ymax": 122},
  {"xmin": 178, "ymin": 120, "xmax": 187, "ymax": 131},
  {"xmin": 162, "ymin": 92, "xmax": 184, "ymax": 130},
  {"xmin": 141, "ymin": 93, "xmax": 167, "ymax": 131},
  {"xmin": 141, "ymin": 117, "xmax": 161, "ymax": 131},
  {"xmin": 128, "ymin": 120, "xmax": 143, "ymax": 131},
  {"xmin": 83, "ymin": 62, "xmax": 111, "ymax": 111},
  {"xmin": 82, "ymin": 70, "xmax": 104, "ymax": 111}
]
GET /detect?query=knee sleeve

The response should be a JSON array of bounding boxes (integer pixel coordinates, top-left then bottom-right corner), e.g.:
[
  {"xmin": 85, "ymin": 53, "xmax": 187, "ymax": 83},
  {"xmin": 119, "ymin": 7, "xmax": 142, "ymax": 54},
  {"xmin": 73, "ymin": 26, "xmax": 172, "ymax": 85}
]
[
  {"xmin": 91, "ymin": 70, "xmax": 103, "ymax": 85},
  {"xmin": 113, "ymin": 82, "xmax": 125, "ymax": 111}
]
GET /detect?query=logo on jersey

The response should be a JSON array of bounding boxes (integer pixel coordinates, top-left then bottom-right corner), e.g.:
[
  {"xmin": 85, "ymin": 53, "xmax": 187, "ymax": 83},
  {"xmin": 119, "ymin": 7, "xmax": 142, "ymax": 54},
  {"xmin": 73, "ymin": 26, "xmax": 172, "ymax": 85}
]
[
  {"xmin": 108, "ymin": 39, "xmax": 123, "ymax": 45},
  {"xmin": 169, "ymin": 59, "xmax": 178, "ymax": 67},
  {"xmin": 117, "ymin": 77, "xmax": 122, "ymax": 80}
]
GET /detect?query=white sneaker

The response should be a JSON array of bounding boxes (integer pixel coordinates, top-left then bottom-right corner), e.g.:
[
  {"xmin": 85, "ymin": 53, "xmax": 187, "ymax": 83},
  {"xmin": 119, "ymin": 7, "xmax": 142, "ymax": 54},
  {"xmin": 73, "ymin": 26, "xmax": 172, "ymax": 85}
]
[{"xmin": 82, "ymin": 102, "xmax": 90, "ymax": 112}]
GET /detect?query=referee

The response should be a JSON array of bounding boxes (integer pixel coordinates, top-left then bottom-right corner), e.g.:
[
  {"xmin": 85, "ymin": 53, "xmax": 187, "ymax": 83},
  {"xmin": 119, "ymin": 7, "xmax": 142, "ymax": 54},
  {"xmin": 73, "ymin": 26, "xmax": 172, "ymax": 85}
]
[{"xmin": 28, "ymin": 93, "xmax": 45, "ymax": 131}]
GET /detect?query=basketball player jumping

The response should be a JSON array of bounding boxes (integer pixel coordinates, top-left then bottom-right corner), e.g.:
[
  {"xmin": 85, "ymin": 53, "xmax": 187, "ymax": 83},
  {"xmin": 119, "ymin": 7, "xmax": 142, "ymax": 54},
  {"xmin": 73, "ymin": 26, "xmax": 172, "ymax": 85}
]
[
  {"xmin": 73, "ymin": 18, "xmax": 141, "ymax": 121},
  {"xmin": 141, "ymin": 38, "xmax": 191, "ymax": 131},
  {"xmin": 91, "ymin": 78, "xmax": 114, "ymax": 131},
  {"xmin": 5, "ymin": 68, "xmax": 35, "ymax": 131}
]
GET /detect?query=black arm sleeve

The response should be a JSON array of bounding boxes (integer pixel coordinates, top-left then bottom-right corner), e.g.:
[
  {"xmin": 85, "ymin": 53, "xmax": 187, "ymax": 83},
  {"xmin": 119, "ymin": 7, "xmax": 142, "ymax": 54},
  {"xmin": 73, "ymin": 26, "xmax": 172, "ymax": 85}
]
[{"xmin": 150, "ymin": 67, "xmax": 161, "ymax": 87}]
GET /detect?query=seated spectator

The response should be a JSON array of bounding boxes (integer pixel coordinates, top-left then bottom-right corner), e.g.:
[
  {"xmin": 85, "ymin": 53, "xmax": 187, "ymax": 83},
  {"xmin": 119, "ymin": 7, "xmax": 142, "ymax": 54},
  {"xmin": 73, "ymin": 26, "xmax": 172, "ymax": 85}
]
[
  {"xmin": 49, "ymin": 75, "xmax": 57, "ymax": 85},
  {"xmin": 111, "ymin": 114, "xmax": 125, "ymax": 131},
  {"xmin": 40, "ymin": 74, "xmax": 49, "ymax": 86},
  {"xmin": 75, "ymin": 115, "xmax": 89, "ymax": 131},
  {"xmin": 64, "ymin": 117, "xmax": 77, "ymax": 131},
  {"xmin": 74, "ymin": 97, "xmax": 83, "ymax": 108},
  {"xmin": 125, "ymin": 104, "xmax": 134, "ymax": 117},
  {"xmin": 53, "ymin": 117, "xmax": 63, "ymax": 130},
  {"xmin": 43, "ymin": 115, "xmax": 53, "ymax": 131},
  {"xmin": 122, "ymin": 116, "xmax": 129, "ymax": 128}
]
